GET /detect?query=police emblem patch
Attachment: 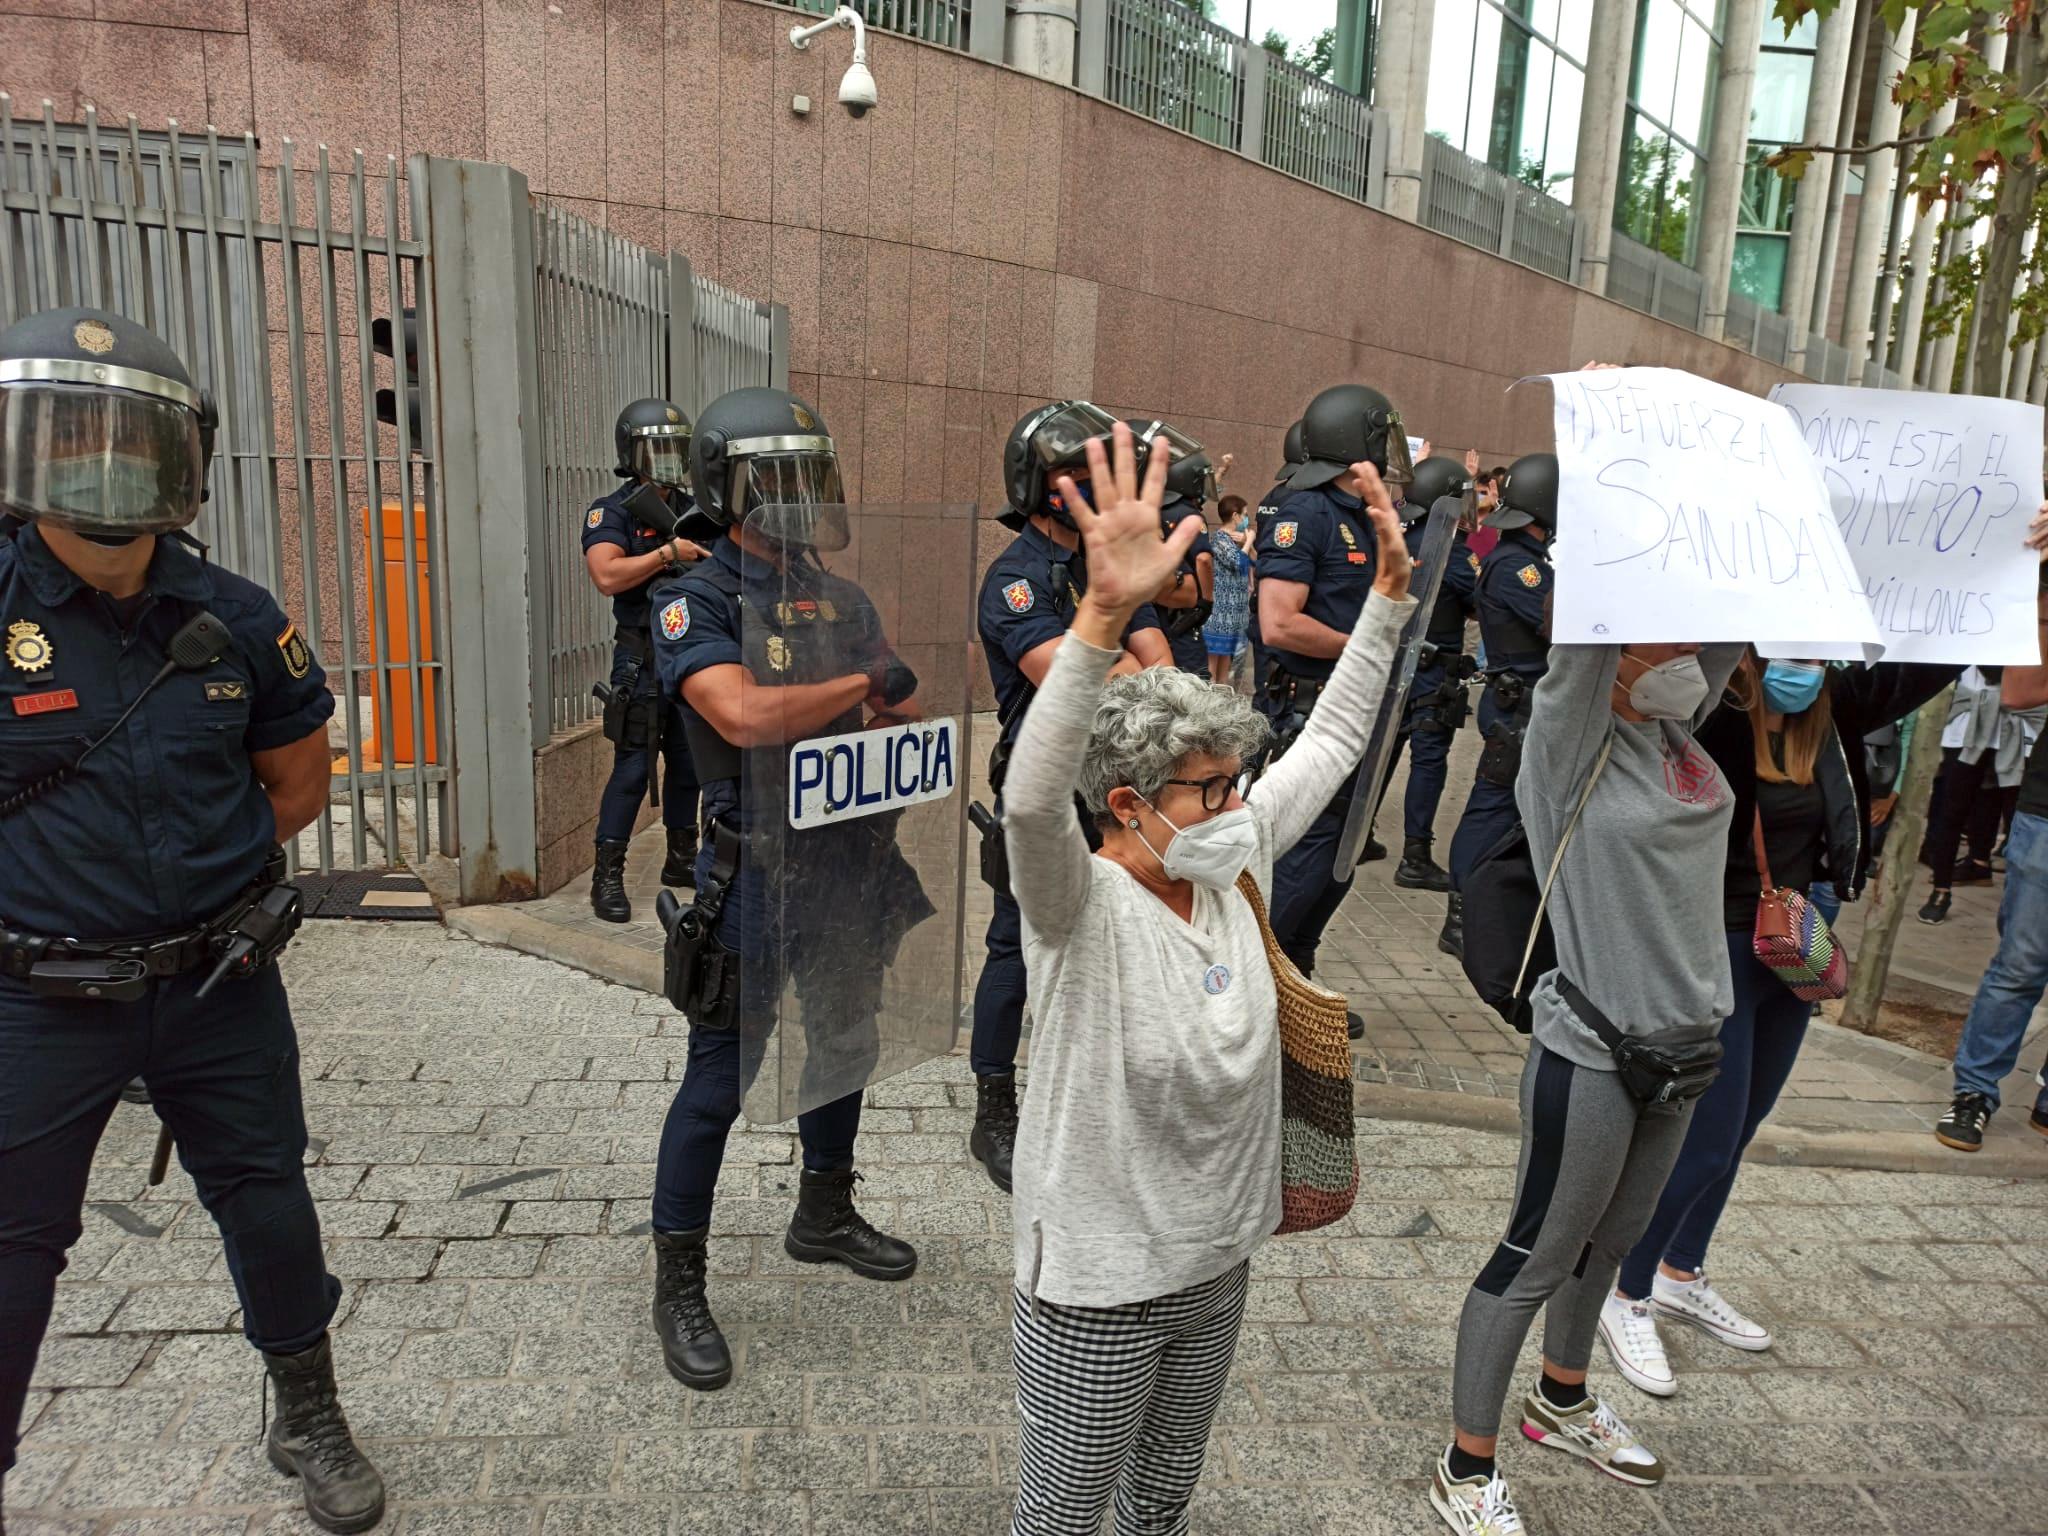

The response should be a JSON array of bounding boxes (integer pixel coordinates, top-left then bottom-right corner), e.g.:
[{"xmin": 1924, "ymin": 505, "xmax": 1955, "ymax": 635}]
[
  {"xmin": 1275, "ymin": 522, "xmax": 1298, "ymax": 548},
  {"xmin": 1003, "ymin": 580, "xmax": 1034, "ymax": 614},
  {"xmin": 73, "ymin": 319, "xmax": 115, "ymax": 355},
  {"xmin": 766, "ymin": 634, "xmax": 793, "ymax": 672},
  {"xmin": 277, "ymin": 623, "xmax": 313, "ymax": 680},
  {"xmin": 1468, "ymin": 553, "xmax": 1482, "ymax": 572},
  {"xmin": 586, "ymin": 507, "xmax": 604, "ymax": 530},
  {"xmin": 1338, "ymin": 522, "xmax": 1357, "ymax": 548},
  {"xmin": 660, "ymin": 598, "xmax": 690, "ymax": 639},
  {"xmin": 5, "ymin": 620, "xmax": 52, "ymax": 673},
  {"xmin": 791, "ymin": 403, "xmax": 816, "ymax": 431},
  {"xmin": 1517, "ymin": 564, "xmax": 1542, "ymax": 589}
]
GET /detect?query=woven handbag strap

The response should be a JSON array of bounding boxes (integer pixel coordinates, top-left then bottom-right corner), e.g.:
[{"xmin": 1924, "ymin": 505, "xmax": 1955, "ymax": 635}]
[
  {"xmin": 1750, "ymin": 808, "xmax": 1775, "ymax": 890},
  {"xmin": 1512, "ymin": 733, "xmax": 1615, "ymax": 1000}
]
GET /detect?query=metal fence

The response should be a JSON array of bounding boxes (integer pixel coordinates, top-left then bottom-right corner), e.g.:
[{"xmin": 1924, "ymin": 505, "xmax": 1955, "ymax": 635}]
[
  {"xmin": 1606, "ymin": 231, "xmax": 1707, "ymax": 331},
  {"xmin": 1416, "ymin": 134, "xmax": 1580, "ymax": 283},
  {"xmin": 792, "ymin": 0, "xmax": 971, "ymax": 51},
  {"xmin": 1100, "ymin": 0, "xmax": 1244, "ymax": 149},
  {"xmin": 0, "ymin": 95, "xmax": 451, "ymax": 877},
  {"xmin": 1256, "ymin": 50, "xmax": 1376, "ymax": 204}
]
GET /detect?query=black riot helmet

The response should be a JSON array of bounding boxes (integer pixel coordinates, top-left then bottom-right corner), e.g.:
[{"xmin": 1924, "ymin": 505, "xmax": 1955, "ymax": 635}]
[
  {"xmin": 1287, "ymin": 384, "xmax": 1414, "ymax": 493},
  {"xmin": 1486, "ymin": 451, "xmax": 1558, "ymax": 535},
  {"xmin": 1123, "ymin": 418, "xmax": 1215, "ymax": 512},
  {"xmin": 1401, "ymin": 455, "xmax": 1473, "ymax": 525},
  {"xmin": 614, "ymin": 397, "xmax": 692, "ymax": 490},
  {"xmin": 998, "ymin": 400, "xmax": 1130, "ymax": 532},
  {"xmin": 0, "ymin": 306, "xmax": 218, "ymax": 538},
  {"xmin": 1275, "ymin": 418, "xmax": 1305, "ymax": 481},
  {"xmin": 688, "ymin": 386, "xmax": 848, "ymax": 552}
]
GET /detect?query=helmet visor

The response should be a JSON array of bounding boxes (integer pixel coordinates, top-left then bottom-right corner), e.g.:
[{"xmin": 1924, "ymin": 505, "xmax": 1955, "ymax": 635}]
[
  {"xmin": 1027, "ymin": 401, "xmax": 1126, "ymax": 477},
  {"xmin": 1378, "ymin": 418, "xmax": 1415, "ymax": 487},
  {"xmin": 0, "ymin": 379, "xmax": 204, "ymax": 535},
  {"xmin": 741, "ymin": 451, "xmax": 850, "ymax": 551},
  {"xmin": 1129, "ymin": 420, "xmax": 1215, "ymax": 504},
  {"xmin": 630, "ymin": 431, "xmax": 693, "ymax": 491}
]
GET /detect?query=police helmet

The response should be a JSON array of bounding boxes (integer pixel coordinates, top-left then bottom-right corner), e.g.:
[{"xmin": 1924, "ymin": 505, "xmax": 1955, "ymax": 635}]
[
  {"xmin": 1287, "ymin": 384, "xmax": 1414, "ymax": 493},
  {"xmin": 0, "ymin": 306, "xmax": 217, "ymax": 538},
  {"xmin": 614, "ymin": 397, "xmax": 692, "ymax": 490},
  {"xmin": 1123, "ymin": 418, "xmax": 1215, "ymax": 513},
  {"xmin": 688, "ymin": 386, "xmax": 848, "ymax": 551},
  {"xmin": 998, "ymin": 400, "xmax": 1129, "ymax": 532},
  {"xmin": 1275, "ymin": 418, "xmax": 1305, "ymax": 482},
  {"xmin": 1401, "ymin": 455, "xmax": 1472, "ymax": 524},
  {"xmin": 1485, "ymin": 452, "xmax": 1558, "ymax": 534}
]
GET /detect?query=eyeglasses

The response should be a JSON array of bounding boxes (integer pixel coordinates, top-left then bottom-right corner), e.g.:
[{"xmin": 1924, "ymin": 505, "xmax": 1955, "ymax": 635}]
[{"xmin": 1161, "ymin": 774, "xmax": 1238, "ymax": 813}]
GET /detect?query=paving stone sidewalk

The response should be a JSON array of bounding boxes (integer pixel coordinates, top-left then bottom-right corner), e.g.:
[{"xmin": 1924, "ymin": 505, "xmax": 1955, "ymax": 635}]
[{"xmin": 14, "ymin": 922, "xmax": 2048, "ymax": 1535}]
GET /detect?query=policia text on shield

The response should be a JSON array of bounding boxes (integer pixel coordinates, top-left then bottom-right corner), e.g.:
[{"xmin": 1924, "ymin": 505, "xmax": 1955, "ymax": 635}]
[{"xmin": 0, "ymin": 308, "xmax": 384, "ymax": 1534}]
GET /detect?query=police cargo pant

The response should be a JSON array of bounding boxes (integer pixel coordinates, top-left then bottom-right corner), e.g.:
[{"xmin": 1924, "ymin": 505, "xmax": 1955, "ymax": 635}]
[
  {"xmin": 1269, "ymin": 757, "xmax": 1367, "ymax": 978},
  {"xmin": 1397, "ymin": 670, "xmax": 1457, "ymax": 842},
  {"xmin": 596, "ymin": 649, "xmax": 701, "ymax": 845},
  {"xmin": 0, "ymin": 966, "xmax": 340, "ymax": 1473},
  {"xmin": 653, "ymin": 859, "xmax": 868, "ymax": 1234}
]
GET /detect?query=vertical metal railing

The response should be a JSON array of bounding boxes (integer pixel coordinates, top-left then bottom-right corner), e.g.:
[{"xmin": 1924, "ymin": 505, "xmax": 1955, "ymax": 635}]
[
  {"xmin": 0, "ymin": 95, "xmax": 451, "ymax": 875},
  {"xmin": 1101, "ymin": 0, "xmax": 1244, "ymax": 149},
  {"xmin": 1415, "ymin": 133, "xmax": 1581, "ymax": 284},
  {"xmin": 790, "ymin": 0, "xmax": 970, "ymax": 50},
  {"xmin": 1258, "ymin": 51, "xmax": 1374, "ymax": 202}
]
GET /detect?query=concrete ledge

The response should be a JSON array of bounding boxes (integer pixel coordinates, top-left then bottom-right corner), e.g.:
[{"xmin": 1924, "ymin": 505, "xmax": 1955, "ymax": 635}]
[
  {"xmin": 1356, "ymin": 1081, "xmax": 2046, "ymax": 1179},
  {"xmin": 443, "ymin": 901, "xmax": 662, "ymax": 995}
]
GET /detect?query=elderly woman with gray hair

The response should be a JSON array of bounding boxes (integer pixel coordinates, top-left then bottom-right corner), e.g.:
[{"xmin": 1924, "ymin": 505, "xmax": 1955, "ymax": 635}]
[{"xmin": 1003, "ymin": 422, "xmax": 1414, "ymax": 1536}]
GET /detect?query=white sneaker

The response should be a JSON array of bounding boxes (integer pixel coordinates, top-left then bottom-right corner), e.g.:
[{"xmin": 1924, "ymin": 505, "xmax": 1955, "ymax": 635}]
[
  {"xmin": 1598, "ymin": 1293, "xmax": 1676, "ymax": 1397},
  {"xmin": 1430, "ymin": 1449, "xmax": 1526, "ymax": 1535},
  {"xmin": 1521, "ymin": 1390, "xmax": 1665, "ymax": 1486},
  {"xmin": 1651, "ymin": 1268, "xmax": 1772, "ymax": 1351}
]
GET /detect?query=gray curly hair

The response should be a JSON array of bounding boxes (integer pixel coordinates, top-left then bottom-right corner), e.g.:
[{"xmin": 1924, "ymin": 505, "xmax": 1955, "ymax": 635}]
[{"xmin": 1075, "ymin": 669, "xmax": 1271, "ymax": 816}]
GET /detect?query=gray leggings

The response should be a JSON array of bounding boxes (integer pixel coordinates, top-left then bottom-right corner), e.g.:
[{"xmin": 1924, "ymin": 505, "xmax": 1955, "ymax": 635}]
[{"xmin": 1451, "ymin": 1044, "xmax": 1695, "ymax": 1437}]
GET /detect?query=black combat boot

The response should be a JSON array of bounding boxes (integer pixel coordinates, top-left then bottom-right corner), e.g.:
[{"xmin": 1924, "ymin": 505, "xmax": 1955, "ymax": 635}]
[
  {"xmin": 1362, "ymin": 833, "xmax": 1387, "ymax": 862},
  {"xmin": 660, "ymin": 825, "xmax": 699, "ymax": 888},
  {"xmin": 651, "ymin": 1228, "xmax": 732, "ymax": 1389},
  {"xmin": 1437, "ymin": 892, "xmax": 1464, "ymax": 959},
  {"xmin": 784, "ymin": 1169, "xmax": 918, "ymax": 1280},
  {"xmin": 590, "ymin": 838, "xmax": 632, "ymax": 923},
  {"xmin": 970, "ymin": 1072, "xmax": 1019, "ymax": 1193},
  {"xmin": 1395, "ymin": 837, "xmax": 1452, "ymax": 893},
  {"xmin": 262, "ymin": 1334, "xmax": 385, "ymax": 1535}
]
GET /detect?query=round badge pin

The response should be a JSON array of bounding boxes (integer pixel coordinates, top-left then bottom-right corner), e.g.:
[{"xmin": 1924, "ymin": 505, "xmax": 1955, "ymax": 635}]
[{"xmin": 1203, "ymin": 964, "xmax": 1231, "ymax": 996}]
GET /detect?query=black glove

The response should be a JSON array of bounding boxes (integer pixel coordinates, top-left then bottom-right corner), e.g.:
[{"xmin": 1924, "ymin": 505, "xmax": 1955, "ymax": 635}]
[{"xmin": 868, "ymin": 656, "xmax": 919, "ymax": 707}]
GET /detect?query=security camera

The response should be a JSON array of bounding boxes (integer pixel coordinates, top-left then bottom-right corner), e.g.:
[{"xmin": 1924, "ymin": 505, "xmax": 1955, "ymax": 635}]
[
  {"xmin": 790, "ymin": 6, "xmax": 877, "ymax": 118},
  {"xmin": 838, "ymin": 59, "xmax": 878, "ymax": 117}
]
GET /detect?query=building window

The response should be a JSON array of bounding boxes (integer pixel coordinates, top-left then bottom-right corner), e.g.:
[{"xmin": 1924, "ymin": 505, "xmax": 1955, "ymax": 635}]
[
  {"xmin": 1615, "ymin": 0, "xmax": 1722, "ymax": 264},
  {"xmin": 1730, "ymin": 9, "xmax": 1817, "ymax": 310},
  {"xmin": 1424, "ymin": 0, "xmax": 1588, "ymax": 198}
]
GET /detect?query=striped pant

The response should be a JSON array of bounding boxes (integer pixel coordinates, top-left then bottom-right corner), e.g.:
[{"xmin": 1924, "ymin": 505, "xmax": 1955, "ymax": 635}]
[{"xmin": 1011, "ymin": 1260, "xmax": 1250, "ymax": 1536}]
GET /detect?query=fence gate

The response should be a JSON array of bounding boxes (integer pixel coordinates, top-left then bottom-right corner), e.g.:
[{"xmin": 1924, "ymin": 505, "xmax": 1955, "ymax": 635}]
[{"xmin": 0, "ymin": 95, "xmax": 452, "ymax": 880}]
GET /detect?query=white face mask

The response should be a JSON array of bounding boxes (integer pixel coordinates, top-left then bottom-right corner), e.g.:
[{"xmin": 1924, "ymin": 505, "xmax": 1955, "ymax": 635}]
[
  {"xmin": 1135, "ymin": 800, "xmax": 1259, "ymax": 891},
  {"xmin": 1624, "ymin": 654, "xmax": 1709, "ymax": 721}
]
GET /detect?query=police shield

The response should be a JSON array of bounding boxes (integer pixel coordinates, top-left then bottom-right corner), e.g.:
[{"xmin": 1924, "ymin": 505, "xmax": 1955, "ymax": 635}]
[
  {"xmin": 1332, "ymin": 496, "xmax": 1461, "ymax": 879},
  {"xmin": 739, "ymin": 502, "xmax": 977, "ymax": 1125}
]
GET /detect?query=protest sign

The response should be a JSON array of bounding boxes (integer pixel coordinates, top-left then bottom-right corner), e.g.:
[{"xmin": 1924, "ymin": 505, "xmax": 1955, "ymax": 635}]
[
  {"xmin": 1545, "ymin": 367, "xmax": 1880, "ymax": 654},
  {"xmin": 1769, "ymin": 384, "xmax": 2044, "ymax": 664}
]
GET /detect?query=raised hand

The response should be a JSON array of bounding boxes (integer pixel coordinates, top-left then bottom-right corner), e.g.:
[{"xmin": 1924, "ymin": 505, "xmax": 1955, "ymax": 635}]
[
  {"xmin": 1060, "ymin": 423, "xmax": 1202, "ymax": 621},
  {"xmin": 1354, "ymin": 462, "xmax": 1412, "ymax": 601},
  {"xmin": 1464, "ymin": 447, "xmax": 1480, "ymax": 478},
  {"xmin": 2026, "ymin": 499, "xmax": 2048, "ymax": 555}
]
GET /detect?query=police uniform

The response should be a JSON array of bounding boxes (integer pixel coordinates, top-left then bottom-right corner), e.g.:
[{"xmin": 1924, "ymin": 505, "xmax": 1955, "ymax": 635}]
[
  {"xmin": 1158, "ymin": 507, "xmax": 1211, "ymax": 675},
  {"xmin": 1445, "ymin": 526, "xmax": 1553, "ymax": 888},
  {"xmin": 1389, "ymin": 516, "xmax": 1480, "ymax": 845},
  {"xmin": 970, "ymin": 523, "xmax": 1162, "ymax": 1081},
  {"xmin": 1255, "ymin": 481, "xmax": 1378, "ymax": 974},
  {"xmin": 581, "ymin": 482, "xmax": 701, "ymax": 841}
]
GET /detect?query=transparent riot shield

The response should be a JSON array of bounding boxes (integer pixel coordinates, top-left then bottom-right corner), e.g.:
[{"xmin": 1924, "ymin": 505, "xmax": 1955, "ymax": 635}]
[
  {"xmin": 1332, "ymin": 496, "xmax": 1461, "ymax": 879},
  {"xmin": 738, "ymin": 502, "xmax": 977, "ymax": 1124}
]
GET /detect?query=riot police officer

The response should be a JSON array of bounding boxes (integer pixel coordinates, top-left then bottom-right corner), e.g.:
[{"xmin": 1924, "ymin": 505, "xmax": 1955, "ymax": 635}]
[
  {"xmin": 0, "ymin": 308, "xmax": 381, "ymax": 1531},
  {"xmin": 1386, "ymin": 455, "xmax": 1481, "ymax": 892},
  {"xmin": 1440, "ymin": 451, "xmax": 1557, "ymax": 957},
  {"xmin": 646, "ymin": 387, "xmax": 919, "ymax": 1391},
  {"xmin": 967, "ymin": 403, "xmax": 1171, "ymax": 1191},
  {"xmin": 1128, "ymin": 417, "xmax": 1216, "ymax": 676},
  {"xmin": 1244, "ymin": 419, "xmax": 1305, "ymax": 690},
  {"xmin": 1256, "ymin": 385, "xmax": 1415, "ymax": 1000},
  {"xmin": 582, "ymin": 398, "xmax": 705, "ymax": 923}
]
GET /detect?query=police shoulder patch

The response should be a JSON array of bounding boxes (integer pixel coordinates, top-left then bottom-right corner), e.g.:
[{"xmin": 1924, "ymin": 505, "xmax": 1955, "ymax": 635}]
[
  {"xmin": 1002, "ymin": 579, "xmax": 1034, "ymax": 614},
  {"xmin": 586, "ymin": 506, "xmax": 604, "ymax": 530},
  {"xmin": 660, "ymin": 597, "xmax": 690, "ymax": 640},
  {"xmin": 1274, "ymin": 522, "xmax": 1298, "ymax": 548},
  {"xmin": 277, "ymin": 623, "xmax": 313, "ymax": 680},
  {"xmin": 1517, "ymin": 564, "xmax": 1543, "ymax": 589}
]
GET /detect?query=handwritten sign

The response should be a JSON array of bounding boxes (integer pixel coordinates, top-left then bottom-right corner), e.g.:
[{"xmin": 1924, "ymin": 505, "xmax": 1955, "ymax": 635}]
[
  {"xmin": 1769, "ymin": 385, "xmax": 2043, "ymax": 663},
  {"xmin": 789, "ymin": 717, "xmax": 959, "ymax": 829},
  {"xmin": 1545, "ymin": 368, "xmax": 1880, "ymax": 654}
]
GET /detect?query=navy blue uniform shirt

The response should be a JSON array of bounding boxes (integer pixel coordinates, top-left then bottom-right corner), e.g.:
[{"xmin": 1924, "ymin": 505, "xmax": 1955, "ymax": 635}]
[
  {"xmin": 1253, "ymin": 484, "xmax": 1377, "ymax": 685},
  {"xmin": 0, "ymin": 524, "xmax": 334, "ymax": 939},
  {"xmin": 581, "ymin": 481, "xmax": 697, "ymax": 639},
  {"xmin": 978, "ymin": 522, "xmax": 1162, "ymax": 751},
  {"xmin": 1414, "ymin": 521, "xmax": 1480, "ymax": 658},
  {"xmin": 1474, "ymin": 528, "xmax": 1552, "ymax": 734}
]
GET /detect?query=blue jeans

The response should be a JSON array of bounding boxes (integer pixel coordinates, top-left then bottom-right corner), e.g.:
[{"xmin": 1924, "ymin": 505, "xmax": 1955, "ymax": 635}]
[
  {"xmin": 1616, "ymin": 930, "xmax": 1810, "ymax": 1299},
  {"xmin": 1953, "ymin": 811, "xmax": 2048, "ymax": 1108}
]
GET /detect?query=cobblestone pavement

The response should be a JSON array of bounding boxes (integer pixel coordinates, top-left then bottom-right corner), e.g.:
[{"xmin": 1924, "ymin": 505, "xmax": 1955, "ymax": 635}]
[{"xmin": 13, "ymin": 923, "xmax": 2048, "ymax": 1534}]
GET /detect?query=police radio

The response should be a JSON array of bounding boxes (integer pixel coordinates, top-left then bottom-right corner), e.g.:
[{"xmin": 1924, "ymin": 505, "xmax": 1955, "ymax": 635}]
[{"xmin": 0, "ymin": 610, "xmax": 231, "ymax": 820}]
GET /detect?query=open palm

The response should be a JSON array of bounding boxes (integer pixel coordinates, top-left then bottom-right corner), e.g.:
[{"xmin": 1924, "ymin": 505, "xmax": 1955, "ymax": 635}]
[{"xmin": 1059, "ymin": 423, "xmax": 1202, "ymax": 615}]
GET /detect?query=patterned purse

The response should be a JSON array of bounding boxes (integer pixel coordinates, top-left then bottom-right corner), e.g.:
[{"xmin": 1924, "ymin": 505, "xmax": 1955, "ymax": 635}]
[
  {"xmin": 1235, "ymin": 871, "xmax": 1358, "ymax": 1234},
  {"xmin": 1750, "ymin": 812, "xmax": 1848, "ymax": 1002}
]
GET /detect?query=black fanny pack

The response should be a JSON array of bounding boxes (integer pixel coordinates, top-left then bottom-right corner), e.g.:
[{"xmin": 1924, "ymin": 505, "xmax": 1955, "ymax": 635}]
[{"xmin": 1559, "ymin": 976, "xmax": 1723, "ymax": 1109}]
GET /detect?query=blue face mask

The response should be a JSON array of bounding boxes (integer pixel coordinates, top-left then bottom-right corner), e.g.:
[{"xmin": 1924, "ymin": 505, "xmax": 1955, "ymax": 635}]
[
  {"xmin": 1047, "ymin": 478, "xmax": 1095, "ymax": 522},
  {"xmin": 1761, "ymin": 660, "xmax": 1826, "ymax": 715}
]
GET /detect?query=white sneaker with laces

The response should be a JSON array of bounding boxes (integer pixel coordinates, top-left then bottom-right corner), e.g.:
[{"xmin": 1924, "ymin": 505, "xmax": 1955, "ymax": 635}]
[
  {"xmin": 1651, "ymin": 1268, "xmax": 1772, "ymax": 1351},
  {"xmin": 1521, "ymin": 1390, "xmax": 1665, "ymax": 1486},
  {"xmin": 1598, "ymin": 1292, "xmax": 1676, "ymax": 1397},
  {"xmin": 1430, "ymin": 1449, "xmax": 1526, "ymax": 1535}
]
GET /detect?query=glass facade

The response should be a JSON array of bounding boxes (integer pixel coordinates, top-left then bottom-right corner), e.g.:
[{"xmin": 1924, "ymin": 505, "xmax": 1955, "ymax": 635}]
[
  {"xmin": 1423, "ymin": 0, "xmax": 1591, "ymax": 198},
  {"xmin": 1732, "ymin": 11, "xmax": 1817, "ymax": 309},
  {"xmin": 1616, "ymin": 0, "xmax": 1722, "ymax": 263}
]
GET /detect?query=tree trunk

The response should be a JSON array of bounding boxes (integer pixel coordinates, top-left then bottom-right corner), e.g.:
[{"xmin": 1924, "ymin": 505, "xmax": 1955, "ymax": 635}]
[
  {"xmin": 1971, "ymin": 9, "xmax": 2048, "ymax": 397},
  {"xmin": 1840, "ymin": 688, "xmax": 1952, "ymax": 1034}
]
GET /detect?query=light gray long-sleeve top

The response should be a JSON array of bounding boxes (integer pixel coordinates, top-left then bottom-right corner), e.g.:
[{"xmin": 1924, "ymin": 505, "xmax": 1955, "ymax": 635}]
[{"xmin": 1003, "ymin": 591, "xmax": 1413, "ymax": 1308}]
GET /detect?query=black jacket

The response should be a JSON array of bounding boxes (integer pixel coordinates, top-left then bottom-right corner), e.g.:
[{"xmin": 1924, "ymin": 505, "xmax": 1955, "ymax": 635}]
[{"xmin": 1699, "ymin": 663, "xmax": 1958, "ymax": 912}]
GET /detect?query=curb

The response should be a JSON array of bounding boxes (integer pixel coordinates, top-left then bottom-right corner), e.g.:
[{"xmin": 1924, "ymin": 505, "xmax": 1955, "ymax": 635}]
[
  {"xmin": 443, "ymin": 903, "xmax": 662, "ymax": 995},
  {"xmin": 1355, "ymin": 1082, "xmax": 2047, "ymax": 1180}
]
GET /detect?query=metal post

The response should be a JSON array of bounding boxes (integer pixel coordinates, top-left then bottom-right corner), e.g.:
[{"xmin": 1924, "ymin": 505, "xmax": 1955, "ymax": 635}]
[
  {"xmin": 1075, "ymin": 0, "xmax": 1108, "ymax": 97},
  {"xmin": 969, "ymin": 0, "xmax": 1006, "ymax": 60},
  {"xmin": 421, "ymin": 156, "xmax": 545, "ymax": 904},
  {"xmin": 769, "ymin": 301, "xmax": 791, "ymax": 391},
  {"xmin": 669, "ymin": 252, "xmax": 701, "ymax": 418},
  {"xmin": 1239, "ymin": 42, "xmax": 1267, "ymax": 165}
]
